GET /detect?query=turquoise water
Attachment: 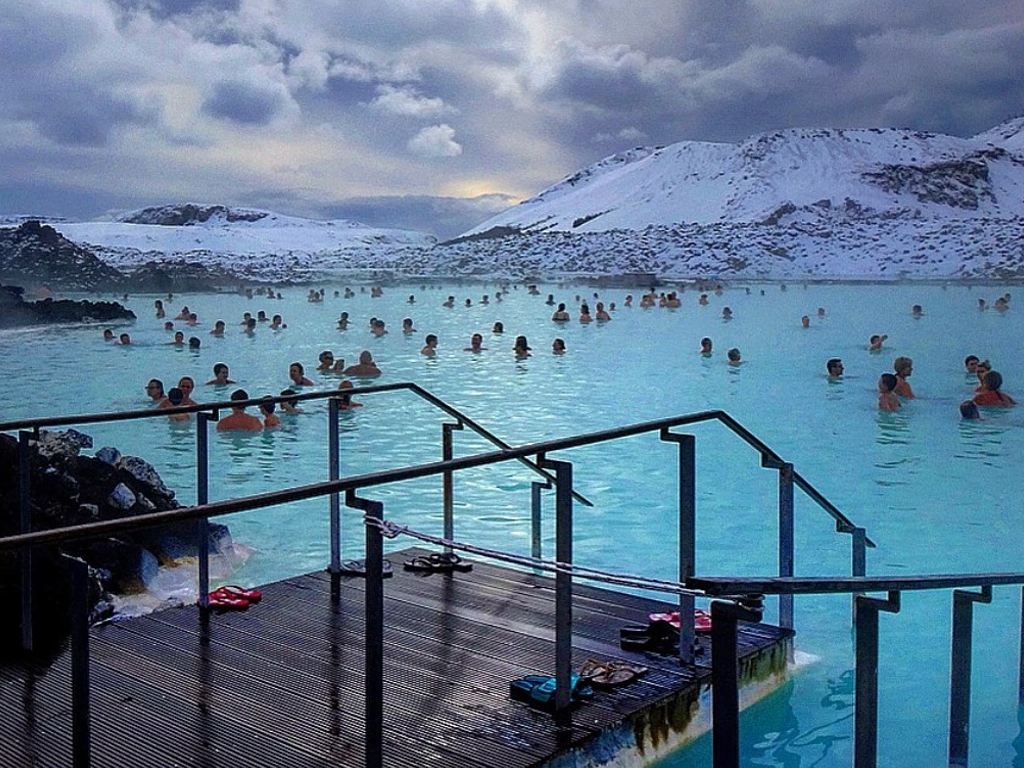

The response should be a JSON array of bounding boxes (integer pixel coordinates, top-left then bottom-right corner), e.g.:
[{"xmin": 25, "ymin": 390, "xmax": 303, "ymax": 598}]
[{"xmin": 2, "ymin": 283, "xmax": 1023, "ymax": 767}]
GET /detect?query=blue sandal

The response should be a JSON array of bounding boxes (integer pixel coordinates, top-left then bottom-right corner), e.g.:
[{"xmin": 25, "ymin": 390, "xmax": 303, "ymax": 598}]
[{"xmin": 509, "ymin": 672, "xmax": 593, "ymax": 710}]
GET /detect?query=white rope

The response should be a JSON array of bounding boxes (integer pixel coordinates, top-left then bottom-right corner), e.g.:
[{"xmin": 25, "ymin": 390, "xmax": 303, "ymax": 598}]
[{"xmin": 364, "ymin": 515, "xmax": 707, "ymax": 598}]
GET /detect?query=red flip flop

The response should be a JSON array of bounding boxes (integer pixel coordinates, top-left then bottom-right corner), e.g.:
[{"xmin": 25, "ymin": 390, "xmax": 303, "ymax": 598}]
[
  {"xmin": 206, "ymin": 591, "xmax": 250, "ymax": 611},
  {"xmin": 214, "ymin": 585, "xmax": 263, "ymax": 603},
  {"xmin": 648, "ymin": 610, "xmax": 713, "ymax": 632}
]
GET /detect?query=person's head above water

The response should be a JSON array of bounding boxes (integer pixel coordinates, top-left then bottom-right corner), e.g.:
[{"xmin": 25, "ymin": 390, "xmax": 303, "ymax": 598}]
[
  {"xmin": 552, "ymin": 338, "xmax": 566, "ymax": 353},
  {"xmin": 167, "ymin": 387, "xmax": 184, "ymax": 406},
  {"xmin": 178, "ymin": 376, "xmax": 195, "ymax": 395},
  {"xmin": 119, "ymin": 333, "xmax": 131, "ymax": 344},
  {"xmin": 103, "ymin": 329, "xmax": 114, "ymax": 340},
  {"xmin": 359, "ymin": 350, "xmax": 373, "ymax": 364},
  {"xmin": 700, "ymin": 337, "xmax": 712, "ymax": 353},
  {"xmin": 964, "ymin": 355, "xmax": 980, "ymax": 373},
  {"xmin": 879, "ymin": 373, "xmax": 898, "ymax": 392},
  {"xmin": 174, "ymin": 331, "xmax": 184, "ymax": 343},
  {"xmin": 982, "ymin": 370, "xmax": 1003, "ymax": 391},
  {"xmin": 230, "ymin": 389, "xmax": 249, "ymax": 411},
  {"xmin": 727, "ymin": 348, "xmax": 741, "ymax": 363},
  {"xmin": 189, "ymin": 336, "xmax": 200, "ymax": 349},
  {"xmin": 146, "ymin": 379, "xmax": 165, "ymax": 400},
  {"xmin": 959, "ymin": 400, "xmax": 981, "ymax": 419},
  {"xmin": 492, "ymin": 322, "xmax": 504, "ymax": 333},
  {"xmin": 894, "ymin": 356, "xmax": 913, "ymax": 377},
  {"xmin": 827, "ymin": 358, "xmax": 844, "ymax": 377},
  {"xmin": 514, "ymin": 335, "xmax": 530, "ymax": 351},
  {"xmin": 801, "ymin": 315, "xmax": 810, "ymax": 328}
]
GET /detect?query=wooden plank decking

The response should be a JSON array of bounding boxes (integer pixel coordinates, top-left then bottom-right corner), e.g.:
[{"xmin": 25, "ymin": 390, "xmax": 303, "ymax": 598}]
[{"xmin": 0, "ymin": 547, "xmax": 792, "ymax": 767}]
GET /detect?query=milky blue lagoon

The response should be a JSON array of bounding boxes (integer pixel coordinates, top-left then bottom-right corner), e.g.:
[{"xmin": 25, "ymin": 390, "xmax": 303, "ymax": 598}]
[{"xmin": 2, "ymin": 282, "xmax": 1022, "ymax": 767}]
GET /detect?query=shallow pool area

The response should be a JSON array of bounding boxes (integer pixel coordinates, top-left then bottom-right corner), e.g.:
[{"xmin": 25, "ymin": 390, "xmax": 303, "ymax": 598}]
[{"xmin": 2, "ymin": 281, "xmax": 1023, "ymax": 767}]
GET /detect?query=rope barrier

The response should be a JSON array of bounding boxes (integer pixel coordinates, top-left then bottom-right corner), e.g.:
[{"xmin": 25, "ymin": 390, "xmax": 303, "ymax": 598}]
[{"xmin": 363, "ymin": 515, "xmax": 708, "ymax": 598}]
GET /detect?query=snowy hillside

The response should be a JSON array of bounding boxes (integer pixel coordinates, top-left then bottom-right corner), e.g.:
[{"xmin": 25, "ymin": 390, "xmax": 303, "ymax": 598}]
[
  {"xmin": 465, "ymin": 120, "xmax": 1024, "ymax": 235},
  {"xmin": 50, "ymin": 204, "xmax": 435, "ymax": 269}
]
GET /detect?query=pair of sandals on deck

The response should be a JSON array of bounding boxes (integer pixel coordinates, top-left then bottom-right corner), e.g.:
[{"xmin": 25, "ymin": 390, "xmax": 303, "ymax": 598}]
[
  {"xmin": 403, "ymin": 551, "xmax": 473, "ymax": 575},
  {"xmin": 510, "ymin": 660, "xmax": 648, "ymax": 710},
  {"xmin": 619, "ymin": 610, "xmax": 712, "ymax": 655},
  {"xmin": 206, "ymin": 585, "xmax": 263, "ymax": 612}
]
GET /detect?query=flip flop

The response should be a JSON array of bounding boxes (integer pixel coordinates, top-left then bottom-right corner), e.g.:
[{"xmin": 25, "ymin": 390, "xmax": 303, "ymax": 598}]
[
  {"xmin": 648, "ymin": 610, "xmax": 713, "ymax": 633},
  {"xmin": 206, "ymin": 592, "xmax": 249, "ymax": 612},
  {"xmin": 403, "ymin": 555, "xmax": 453, "ymax": 573},
  {"xmin": 338, "ymin": 559, "xmax": 394, "ymax": 578},
  {"xmin": 509, "ymin": 672, "xmax": 593, "ymax": 711},
  {"xmin": 213, "ymin": 585, "xmax": 263, "ymax": 603},
  {"xmin": 429, "ymin": 552, "xmax": 473, "ymax": 572}
]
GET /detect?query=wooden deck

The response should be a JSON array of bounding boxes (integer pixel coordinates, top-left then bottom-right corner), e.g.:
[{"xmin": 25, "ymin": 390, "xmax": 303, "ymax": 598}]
[{"xmin": 0, "ymin": 547, "xmax": 792, "ymax": 768}]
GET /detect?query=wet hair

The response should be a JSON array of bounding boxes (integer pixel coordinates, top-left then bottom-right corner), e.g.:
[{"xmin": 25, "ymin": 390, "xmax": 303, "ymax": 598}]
[
  {"xmin": 188, "ymin": 337, "xmax": 200, "ymax": 348},
  {"xmin": 827, "ymin": 358, "xmax": 842, "ymax": 373},
  {"xmin": 280, "ymin": 388, "xmax": 298, "ymax": 405},
  {"xmin": 893, "ymin": 356, "xmax": 912, "ymax": 374},
  {"xmin": 290, "ymin": 362, "xmax": 304, "ymax": 375},
  {"xmin": 983, "ymin": 371, "xmax": 1003, "ymax": 391},
  {"xmin": 700, "ymin": 337, "xmax": 712, "ymax": 348},
  {"xmin": 231, "ymin": 388, "xmax": 248, "ymax": 402},
  {"xmin": 214, "ymin": 320, "xmax": 225, "ymax": 328},
  {"xmin": 148, "ymin": 379, "xmax": 165, "ymax": 396},
  {"xmin": 425, "ymin": 334, "xmax": 438, "ymax": 345},
  {"xmin": 727, "ymin": 348, "xmax": 741, "ymax": 362},
  {"xmin": 880, "ymin": 373, "xmax": 898, "ymax": 392},
  {"xmin": 959, "ymin": 401, "xmax": 980, "ymax": 419},
  {"xmin": 581, "ymin": 303, "xmax": 590, "ymax": 314},
  {"xmin": 964, "ymin": 355, "xmax": 979, "ymax": 367},
  {"xmin": 179, "ymin": 376, "xmax": 195, "ymax": 388},
  {"xmin": 319, "ymin": 350, "xmax": 334, "ymax": 361},
  {"xmin": 167, "ymin": 387, "xmax": 184, "ymax": 406},
  {"xmin": 553, "ymin": 338, "xmax": 565, "ymax": 350},
  {"xmin": 403, "ymin": 317, "xmax": 413, "ymax": 326},
  {"xmin": 557, "ymin": 303, "xmax": 566, "ymax": 311},
  {"xmin": 869, "ymin": 335, "xmax": 880, "ymax": 344},
  {"xmin": 174, "ymin": 331, "xmax": 184, "ymax": 340},
  {"xmin": 493, "ymin": 322, "xmax": 504, "ymax": 332},
  {"xmin": 260, "ymin": 396, "xmax": 276, "ymax": 414},
  {"xmin": 514, "ymin": 335, "xmax": 530, "ymax": 351},
  {"xmin": 213, "ymin": 363, "xmax": 228, "ymax": 376}
]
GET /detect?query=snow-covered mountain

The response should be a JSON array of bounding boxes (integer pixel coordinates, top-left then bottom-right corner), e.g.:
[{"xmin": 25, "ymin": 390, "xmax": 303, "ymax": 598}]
[
  {"xmin": 465, "ymin": 121, "xmax": 1024, "ymax": 236},
  {"xmin": 54, "ymin": 204, "xmax": 435, "ymax": 264}
]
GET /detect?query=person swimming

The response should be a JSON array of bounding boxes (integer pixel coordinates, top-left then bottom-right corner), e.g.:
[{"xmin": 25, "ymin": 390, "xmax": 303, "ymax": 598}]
[
  {"xmin": 869, "ymin": 334, "xmax": 888, "ymax": 351},
  {"xmin": 210, "ymin": 320, "xmax": 226, "ymax": 336},
  {"xmin": 103, "ymin": 329, "xmax": 115, "ymax": 341},
  {"xmin": 176, "ymin": 376, "xmax": 198, "ymax": 406},
  {"xmin": 317, "ymin": 351, "xmax": 336, "ymax": 372},
  {"xmin": 343, "ymin": 350, "xmax": 382, "ymax": 377},
  {"xmin": 186, "ymin": 313, "xmax": 199, "ymax": 326},
  {"xmin": 727, "ymin": 348, "xmax": 742, "ymax": 365},
  {"xmin": 964, "ymin": 355, "xmax": 979, "ymax": 375},
  {"xmin": 878, "ymin": 373, "xmax": 900, "ymax": 412},
  {"xmin": 279, "ymin": 389, "xmax": 302, "ymax": 414},
  {"xmin": 337, "ymin": 312, "xmax": 349, "ymax": 330},
  {"xmin": 259, "ymin": 396, "xmax": 281, "ymax": 428},
  {"xmin": 170, "ymin": 331, "xmax": 185, "ymax": 346},
  {"xmin": 162, "ymin": 387, "xmax": 191, "ymax": 422},
  {"xmin": 216, "ymin": 389, "xmax": 263, "ymax": 432},
  {"xmin": 163, "ymin": 321, "xmax": 174, "ymax": 331},
  {"xmin": 893, "ymin": 356, "xmax": 915, "ymax": 398},
  {"xmin": 154, "ymin": 300, "xmax": 165, "ymax": 318},
  {"xmin": 206, "ymin": 363, "xmax": 235, "ymax": 385},
  {"xmin": 912, "ymin": 304, "xmax": 923, "ymax": 317},
  {"xmin": 552, "ymin": 303, "xmax": 570, "ymax": 322},
  {"xmin": 826, "ymin": 358, "xmax": 844, "ymax": 378},
  {"xmin": 289, "ymin": 362, "xmax": 314, "ymax": 386},
  {"xmin": 175, "ymin": 306, "xmax": 190, "ymax": 320},
  {"xmin": 337, "ymin": 379, "xmax": 363, "ymax": 410},
  {"xmin": 959, "ymin": 400, "xmax": 981, "ymax": 419},
  {"xmin": 443, "ymin": 296, "xmax": 455, "ymax": 308},
  {"xmin": 974, "ymin": 371, "xmax": 1016, "ymax": 406},
  {"xmin": 974, "ymin": 359, "xmax": 992, "ymax": 391},
  {"xmin": 188, "ymin": 336, "xmax": 201, "ymax": 350},
  {"xmin": 402, "ymin": 318, "xmax": 416, "ymax": 334},
  {"xmin": 465, "ymin": 333, "xmax": 486, "ymax": 352},
  {"xmin": 492, "ymin": 322, "xmax": 504, "ymax": 334},
  {"xmin": 408, "ymin": 294, "xmax": 415, "ymax": 304},
  {"xmin": 145, "ymin": 378, "xmax": 165, "ymax": 402},
  {"xmin": 722, "ymin": 307, "xmax": 733, "ymax": 320},
  {"xmin": 700, "ymin": 337, "xmax": 713, "ymax": 356},
  {"xmin": 596, "ymin": 302, "xmax": 611, "ymax": 321},
  {"xmin": 801, "ymin": 315, "xmax": 810, "ymax": 328},
  {"xmin": 514, "ymin": 335, "xmax": 531, "ymax": 358},
  {"xmin": 118, "ymin": 333, "xmax": 131, "ymax": 345},
  {"xmin": 421, "ymin": 334, "xmax": 438, "ymax": 356},
  {"xmin": 579, "ymin": 303, "xmax": 593, "ymax": 323},
  {"xmin": 270, "ymin": 314, "xmax": 286, "ymax": 330},
  {"xmin": 552, "ymin": 338, "xmax": 566, "ymax": 355},
  {"xmin": 624, "ymin": 295, "xmax": 633, "ymax": 307},
  {"xmin": 546, "ymin": 294, "xmax": 556, "ymax": 306}
]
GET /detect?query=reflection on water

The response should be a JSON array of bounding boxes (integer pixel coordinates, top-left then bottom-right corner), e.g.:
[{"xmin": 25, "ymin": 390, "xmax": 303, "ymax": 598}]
[
  {"xmin": 956, "ymin": 420, "xmax": 1010, "ymax": 466},
  {"xmin": 875, "ymin": 410, "xmax": 911, "ymax": 446}
]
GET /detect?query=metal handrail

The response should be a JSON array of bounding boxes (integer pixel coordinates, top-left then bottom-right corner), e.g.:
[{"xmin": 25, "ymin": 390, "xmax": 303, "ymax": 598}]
[
  {"xmin": 690, "ymin": 572, "xmax": 1024, "ymax": 595},
  {"xmin": 0, "ymin": 381, "xmax": 594, "ymax": 508},
  {"xmin": 0, "ymin": 387, "xmax": 871, "ymax": 547},
  {"xmin": 0, "ymin": 408, "xmax": 869, "ymax": 552}
]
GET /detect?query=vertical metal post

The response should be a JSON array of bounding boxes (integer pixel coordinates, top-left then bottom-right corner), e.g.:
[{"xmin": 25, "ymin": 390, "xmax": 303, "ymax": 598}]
[
  {"xmin": 441, "ymin": 422, "xmax": 462, "ymax": 552},
  {"xmin": 949, "ymin": 586, "xmax": 991, "ymax": 768},
  {"xmin": 69, "ymin": 556, "xmax": 91, "ymax": 768},
  {"xmin": 710, "ymin": 598, "xmax": 763, "ymax": 768},
  {"xmin": 361, "ymin": 495, "xmax": 385, "ymax": 768},
  {"xmin": 530, "ymin": 481, "xmax": 546, "ymax": 562},
  {"xmin": 540, "ymin": 457, "xmax": 573, "ymax": 715},
  {"xmin": 196, "ymin": 412, "xmax": 212, "ymax": 610},
  {"xmin": 778, "ymin": 463, "xmax": 795, "ymax": 632},
  {"xmin": 19, "ymin": 430, "xmax": 33, "ymax": 652},
  {"xmin": 1019, "ymin": 586, "xmax": 1024, "ymax": 705},
  {"xmin": 328, "ymin": 398, "xmax": 341, "ymax": 573},
  {"xmin": 852, "ymin": 527, "xmax": 867, "ymax": 621},
  {"xmin": 661, "ymin": 430, "xmax": 696, "ymax": 663},
  {"xmin": 854, "ymin": 592, "xmax": 901, "ymax": 768}
]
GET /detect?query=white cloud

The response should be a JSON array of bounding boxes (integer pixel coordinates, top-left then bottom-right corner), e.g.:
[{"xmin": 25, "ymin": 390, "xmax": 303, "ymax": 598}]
[
  {"xmin": 407, "ymin": 124, "xmax": 463, "ymax": 157},
  {"xmin": 369, "ymin": 84, "xmax": 455, "ymax": 117}
]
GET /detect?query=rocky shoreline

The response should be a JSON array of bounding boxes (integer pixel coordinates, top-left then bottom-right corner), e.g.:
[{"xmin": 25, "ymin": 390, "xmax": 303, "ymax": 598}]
[
  {"xmin": 0, "ymin": 429, "xmax": 239, "ymax": 656},
  {"xmin": 0, "ymin": 283, "xmax": 135, "ymax": 329}
]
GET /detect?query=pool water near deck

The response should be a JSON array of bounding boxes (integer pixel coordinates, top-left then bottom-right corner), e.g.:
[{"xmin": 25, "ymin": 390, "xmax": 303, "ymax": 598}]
[{"xmin": 1, "ymin": 283, "xmax": 1022, "ymax": 767}]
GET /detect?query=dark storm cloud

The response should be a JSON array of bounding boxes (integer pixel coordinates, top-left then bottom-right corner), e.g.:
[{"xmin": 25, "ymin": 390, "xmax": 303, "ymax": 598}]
[
  {"xmin": 1, "ymin": 0, "xmax": 1023, "ymax": 228},
  {"xmin": 201, "ymin": 80, "xmax": 292, "ymax": 125}
]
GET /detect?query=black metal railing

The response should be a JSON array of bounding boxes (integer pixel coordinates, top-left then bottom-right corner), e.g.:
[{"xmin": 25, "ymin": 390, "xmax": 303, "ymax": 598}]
[
  {"xmin": 690, "ymin": 574, "xmax": 1024, "ymax": 768},
  {"xmin": 1, "ymin": 393, "xmax": 874, "ymax": 768}
]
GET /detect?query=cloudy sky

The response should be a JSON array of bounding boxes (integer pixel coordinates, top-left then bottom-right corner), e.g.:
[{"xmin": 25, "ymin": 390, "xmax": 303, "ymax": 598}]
[{"xmin": 1, "ymin": 0, "xmax": 1022, "ymax": 237}]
